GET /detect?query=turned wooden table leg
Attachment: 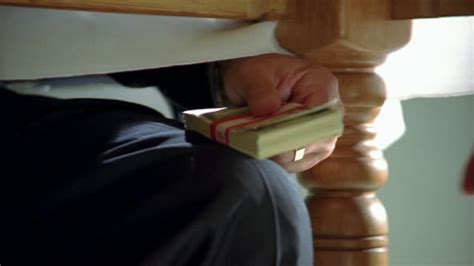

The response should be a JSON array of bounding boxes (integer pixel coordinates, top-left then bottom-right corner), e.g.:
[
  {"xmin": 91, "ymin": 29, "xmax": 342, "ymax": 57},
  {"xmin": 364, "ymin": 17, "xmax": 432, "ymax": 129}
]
[
  {"xmin": 276, "ymin": 1, "xmax": 411, "ymax": 265},
  {"xmin": 302, "ymin": 72, "xmax": 391, "ymax": 265}
]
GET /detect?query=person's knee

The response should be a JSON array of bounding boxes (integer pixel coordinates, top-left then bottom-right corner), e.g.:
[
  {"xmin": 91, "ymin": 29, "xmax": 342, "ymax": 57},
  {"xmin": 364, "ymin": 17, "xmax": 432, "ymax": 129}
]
[
  {"xmin": 192, "ymin": 146, "xmax": 313, "ymax": 265},
  {"xmin": 194, "ymin": 145, "xmax": 296, "ymax": 202}
]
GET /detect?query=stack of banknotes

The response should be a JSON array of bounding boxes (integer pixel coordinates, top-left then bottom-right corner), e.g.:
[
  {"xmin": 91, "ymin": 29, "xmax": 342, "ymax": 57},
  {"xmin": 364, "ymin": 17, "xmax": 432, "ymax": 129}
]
[{"xmin": 183, "ymin": 99, "xmax": 344, "ymax": 159}]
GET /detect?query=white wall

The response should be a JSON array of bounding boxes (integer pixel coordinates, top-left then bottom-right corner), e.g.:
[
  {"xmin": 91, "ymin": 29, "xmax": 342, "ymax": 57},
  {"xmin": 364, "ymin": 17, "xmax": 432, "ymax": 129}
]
[{"xmin": 379, "ymin": 95, "xmax": 474, "ymax": 266}]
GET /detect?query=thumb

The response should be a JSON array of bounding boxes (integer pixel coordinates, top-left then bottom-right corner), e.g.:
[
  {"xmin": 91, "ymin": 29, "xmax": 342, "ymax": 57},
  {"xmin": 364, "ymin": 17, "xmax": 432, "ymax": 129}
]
[{"xmin": 244, "ymin": 80, "xmax": 282, "ymax": 116}]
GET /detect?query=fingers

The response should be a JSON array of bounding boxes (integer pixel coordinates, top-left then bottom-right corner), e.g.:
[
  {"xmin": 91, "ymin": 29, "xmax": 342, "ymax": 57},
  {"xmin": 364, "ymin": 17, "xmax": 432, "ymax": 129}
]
[
  {"xmin": 222, "ymin": 54, "xmax": 340, "ymax": 117},
  {"xmin": 290, "ymin": 64, "xmax": 340, "ymax": 108},
  {"xmin": 222, "ymin": 56, "xmax": 283, "ymax": 116},
  {"xmin": 270, "ymin": 137, "xmax": 338, "ymax": 173},
  {"xmin": 245, "ymin": 81, "xmax": 282, "ymax": 116}
]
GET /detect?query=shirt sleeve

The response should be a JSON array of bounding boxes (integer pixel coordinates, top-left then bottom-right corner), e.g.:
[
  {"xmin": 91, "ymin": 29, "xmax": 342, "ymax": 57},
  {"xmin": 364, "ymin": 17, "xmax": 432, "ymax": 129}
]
[{"xmin": 109, "ymin": 63, "xmax": 214, "ymax": 112}]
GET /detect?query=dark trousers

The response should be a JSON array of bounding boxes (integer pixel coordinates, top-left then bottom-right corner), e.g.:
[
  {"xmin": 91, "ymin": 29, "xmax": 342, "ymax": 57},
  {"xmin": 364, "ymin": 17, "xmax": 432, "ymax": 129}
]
[{"xmin": 0, "ymin": 89, "xmax": 312, "ymax": 266}]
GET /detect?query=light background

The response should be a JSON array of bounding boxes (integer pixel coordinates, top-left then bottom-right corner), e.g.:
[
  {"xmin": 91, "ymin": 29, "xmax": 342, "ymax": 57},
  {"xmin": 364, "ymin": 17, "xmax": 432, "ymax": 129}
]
[{"xmin": 379, "ymin": 95, "xmax": 474, "ymax": 266}]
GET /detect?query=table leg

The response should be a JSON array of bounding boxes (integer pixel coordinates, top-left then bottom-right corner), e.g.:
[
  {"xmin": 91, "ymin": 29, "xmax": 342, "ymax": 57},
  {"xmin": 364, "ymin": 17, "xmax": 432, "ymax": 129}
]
[{"xmin": 276, "ymin": 1, "xmax": 411, "ymax": 265}]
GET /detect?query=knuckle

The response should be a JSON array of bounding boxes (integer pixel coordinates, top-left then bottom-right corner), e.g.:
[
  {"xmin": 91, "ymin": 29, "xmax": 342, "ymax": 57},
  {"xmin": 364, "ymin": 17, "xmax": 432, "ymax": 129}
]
[
  {"xmin": 319, "ymin": 139, "xmax": 337, "ymax": 154},
  {"xmin": 323, "ymin": 143, "xmax": 336, "ymax": 156}
]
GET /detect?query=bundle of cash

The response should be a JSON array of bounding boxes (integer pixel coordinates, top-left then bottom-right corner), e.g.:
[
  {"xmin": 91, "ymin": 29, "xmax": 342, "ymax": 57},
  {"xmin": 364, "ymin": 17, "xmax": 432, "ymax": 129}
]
[{"xmin": 183, "ymin": 99, "xmax": 343, "ymax": 159}]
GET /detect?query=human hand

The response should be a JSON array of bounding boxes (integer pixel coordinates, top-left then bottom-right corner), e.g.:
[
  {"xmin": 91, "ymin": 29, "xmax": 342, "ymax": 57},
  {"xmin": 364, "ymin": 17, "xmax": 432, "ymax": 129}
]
[{"xmin": 220, "ymin": 53, "xmax": 340, "ymax": 173}]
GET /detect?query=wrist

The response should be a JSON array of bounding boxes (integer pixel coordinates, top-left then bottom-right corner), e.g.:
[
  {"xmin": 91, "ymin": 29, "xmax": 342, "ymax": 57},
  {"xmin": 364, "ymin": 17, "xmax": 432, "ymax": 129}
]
[{"xmin": 209, "ymin": 61, "xmax": 232, "ymax": 107}]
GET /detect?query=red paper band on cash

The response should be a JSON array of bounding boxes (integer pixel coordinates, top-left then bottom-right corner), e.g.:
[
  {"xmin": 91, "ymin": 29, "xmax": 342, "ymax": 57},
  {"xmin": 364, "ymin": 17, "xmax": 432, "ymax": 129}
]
[
  {"xmin": 209, "ymin": 112, "xmax": 253, "ymax": 141},
  {"xmin": 209, "ymin": 103, "xmax": 305, "ymax": 145}
]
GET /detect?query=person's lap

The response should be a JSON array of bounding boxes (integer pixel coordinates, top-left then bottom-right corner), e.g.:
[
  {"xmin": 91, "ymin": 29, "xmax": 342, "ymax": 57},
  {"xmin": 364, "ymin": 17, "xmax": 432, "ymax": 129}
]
[{"xmin": 0, "ymin": 89, "xmax": 312, "ymax": 266}]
